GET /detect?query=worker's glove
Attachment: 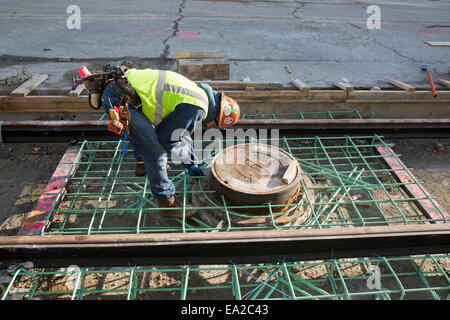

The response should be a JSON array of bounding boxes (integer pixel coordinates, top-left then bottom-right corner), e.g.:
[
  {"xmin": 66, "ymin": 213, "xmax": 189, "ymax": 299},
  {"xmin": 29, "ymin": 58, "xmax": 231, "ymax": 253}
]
[{"xmin": 187, "ymin": 164, "xmax": 204, "ymax": 177}]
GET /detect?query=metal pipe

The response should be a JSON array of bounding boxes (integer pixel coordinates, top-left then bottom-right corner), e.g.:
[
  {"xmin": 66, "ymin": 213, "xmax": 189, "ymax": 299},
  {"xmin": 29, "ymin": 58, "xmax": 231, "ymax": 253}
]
[
  {"xmin": 237, "ymin": 118, "xmax": 450, "ymax": 127},
  {"xmin": 1, "ymin": 119, "xmax": 450, "ymax": 142},
  {"xmin": 0, "ymin": 223, "xmax": 448, "ymax": 267},
  {"xmin": 2, "ymin": 118, "xmax": 450, "ymax": 129},
  {"xmin": 2, "ymin": 221, "xmax": 449, "ymax": 245}
]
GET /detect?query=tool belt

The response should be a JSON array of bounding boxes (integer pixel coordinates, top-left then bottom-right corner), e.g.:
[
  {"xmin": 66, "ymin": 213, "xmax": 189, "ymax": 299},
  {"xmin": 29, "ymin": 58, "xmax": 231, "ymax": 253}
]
[
  {"xmin": 108, "ymin": 97, "xmax": 131, "ymax": 136},
  {"xmin": 81, "ymin": 65, "xmax": 142, "ymax": 112}
]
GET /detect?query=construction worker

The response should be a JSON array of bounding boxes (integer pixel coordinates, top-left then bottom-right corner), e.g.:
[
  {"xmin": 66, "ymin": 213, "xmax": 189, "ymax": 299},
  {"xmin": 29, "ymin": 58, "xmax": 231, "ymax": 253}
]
[{"xmin": 81, "ymin": 65, "xmax": 240, "ymax": 218}]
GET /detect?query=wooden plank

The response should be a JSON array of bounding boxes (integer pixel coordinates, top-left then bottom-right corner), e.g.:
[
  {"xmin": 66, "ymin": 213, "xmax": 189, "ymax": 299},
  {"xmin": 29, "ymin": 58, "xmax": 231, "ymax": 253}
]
[
  {"xmin": 333, "ymin": 81, "xmax": 354, "ymax": 92},
  {"xmin": 375, "ymin": 145, "xmax": 448, "ymax": 223},
  {"xmin": 177, "ymin": 58, "xmax": 230, "ymax": 80},
  {"xmin": 424, "ymin": 41, "xmax": 450, "ymax": 47},
  {"xmin": 4, "ymin": 223, "xmax": 450, "ymax": 245},
  {"xmin": 291, "ymin": 78, "xmax": 310, "ymax": 92},
  {"xmin": 438, "ymin": 79, "xmax": 450, "ymax": 88},
  {"xmin": 389, "ymin": 79, "xmax": 416, "ymax": 92},
  {"xmin": 10, "ymin": 74, "xmax": 48, "ymax": 97},
  {"xmin": 347, "ymin": 90, "xmax": 450, "ymax": 102},
  {"xmin": 18, "ymin": 146, "xmax": 82, "ymax": 235},
  {"xmin": 282, "ymin": 160, "xmax": 298, "ymax": 184},
  {"xmin": 285, "ymin": 65, "xmax": 292, "ymax": 74},
  {"xmin": 0, "ymin": 95, "xmax": 91, "ymax": 113},
  {"xmin": 199, "ymin": 81, "xmax": 283, "ymax": 89},
  {"xmin": 176, "ymin": 52, "xmax": 227, "ymax": 59},
  {"xmin": 69, "ymin": 83, "xmax": 86, "ymax": 97}
]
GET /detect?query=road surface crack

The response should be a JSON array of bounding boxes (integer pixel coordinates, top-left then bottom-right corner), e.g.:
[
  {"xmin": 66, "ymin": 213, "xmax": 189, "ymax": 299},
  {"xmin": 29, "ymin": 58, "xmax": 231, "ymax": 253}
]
[
  {"xmin": 348, "ymin": 23, "xmax": 421, "ymax": 63},
  {"xmin": 160, "ymin": 0, "xmax": 186, "ymax": 65},
  {"xmin": 291, "ymin": 1, "xmax": 305, "ymax": 18}
]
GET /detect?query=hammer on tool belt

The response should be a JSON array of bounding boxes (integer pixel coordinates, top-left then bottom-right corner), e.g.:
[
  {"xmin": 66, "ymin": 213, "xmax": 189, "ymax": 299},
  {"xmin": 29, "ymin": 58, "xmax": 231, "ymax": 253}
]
[{"xmin": 421, "ymin": 64, "xmax": 437, "ymax": 97}]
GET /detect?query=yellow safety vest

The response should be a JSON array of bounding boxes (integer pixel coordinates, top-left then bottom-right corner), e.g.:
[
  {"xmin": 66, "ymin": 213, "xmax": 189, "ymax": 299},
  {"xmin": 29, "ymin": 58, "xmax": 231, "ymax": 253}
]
[{"xmin": 125, "ymin": 68, "xmax": 208, "ymax": 125}]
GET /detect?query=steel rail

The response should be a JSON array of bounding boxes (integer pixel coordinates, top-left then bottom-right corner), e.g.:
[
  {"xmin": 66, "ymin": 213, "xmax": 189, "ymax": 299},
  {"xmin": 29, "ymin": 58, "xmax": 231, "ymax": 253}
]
[
  {"xmin": 0, "ymin": 223, "xmax": 448, "ymax": 267},
  {"xmin": 1, "ymin": 118, "xmax": 450, "ymax": 142}
]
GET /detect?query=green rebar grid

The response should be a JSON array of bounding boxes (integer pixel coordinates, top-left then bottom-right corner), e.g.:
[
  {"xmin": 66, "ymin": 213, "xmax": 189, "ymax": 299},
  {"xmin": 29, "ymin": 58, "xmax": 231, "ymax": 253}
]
[
  {"xmin": 33, "ymin": 134, "xmax": 446, "ymax": 235},
  {"xmin": 1, "ymin": 253, "xmax": 448, "ymax": 300},
  {"xmin": 240, "ymin": 109, "xmax": 376, "ymax": 120}
]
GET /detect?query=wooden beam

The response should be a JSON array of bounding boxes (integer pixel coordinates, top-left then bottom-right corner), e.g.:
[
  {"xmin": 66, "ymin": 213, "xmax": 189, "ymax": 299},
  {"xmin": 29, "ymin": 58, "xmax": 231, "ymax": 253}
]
[
  {"xmin": 3, "ymin": 90, "xmax": 450, "ymax": 115},
  {"xmin": 291, "ymin": 78, "xmax": 310, "ymax": 93},
  {"xmin": 375, "ymin": 145, "xmax": 448, "ymax": 222},
  {"xmin": 333, "ymin": 81, "xmax": 354, "ymax": 92},
  {"xmin": 18, "ymin": 146, "xmax": 82, "ymax": 235},
  {"xmin": 389, "ymin": 79, "xmax": 416, "ymax": 92},
  {"xmin": 438, "ymin": 79, "xmax": 450, "ymax": 88},
  {"xmin": 347, "ymin": 90, "xmax": 450, "ymax": 101},
  {"xmin": 10, "ymin": 74, "xmax": 48, "ymax": 97},
  {"xmin": 69, "ymin": 83, "xmax": 86, "ymax": 97},
  {"xmin": 424, "ymin": 41, "xmax": 450, "ymax": 47},
  {"xmin": 176, "ymin": 52, "xmax": 227, "ymax": 59},
  {"xmin": 221, "ymin": 90, "xmax": 348, "ymax": 102}
]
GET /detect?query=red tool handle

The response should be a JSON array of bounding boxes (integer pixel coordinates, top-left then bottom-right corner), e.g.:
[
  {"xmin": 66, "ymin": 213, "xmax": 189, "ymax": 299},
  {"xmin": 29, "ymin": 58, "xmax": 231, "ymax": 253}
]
[
  {"xmin": 108, "ymin": 120, "xmax": 123, "ymax": 135},
  {"xmin": 425, "ymin": 70, "xmax": 437, "ymax": 97}
]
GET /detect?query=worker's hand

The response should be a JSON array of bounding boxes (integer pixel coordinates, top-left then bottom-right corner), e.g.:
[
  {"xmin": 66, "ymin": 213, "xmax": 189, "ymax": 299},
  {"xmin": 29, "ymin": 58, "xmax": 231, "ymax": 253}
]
[{"xmin": 187, "ymin": 164, "xmax": 204, "ymax": 177}]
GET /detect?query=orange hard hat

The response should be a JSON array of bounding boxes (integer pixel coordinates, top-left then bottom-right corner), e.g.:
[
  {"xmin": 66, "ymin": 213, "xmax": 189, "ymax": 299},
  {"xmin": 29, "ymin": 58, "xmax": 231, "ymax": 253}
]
[{"xmin": 217, "ymin": 91, "xmax": 240, "ymax": 128}]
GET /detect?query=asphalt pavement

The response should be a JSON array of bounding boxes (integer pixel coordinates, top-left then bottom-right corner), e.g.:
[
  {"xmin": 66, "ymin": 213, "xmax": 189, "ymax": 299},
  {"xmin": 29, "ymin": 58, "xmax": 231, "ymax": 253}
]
[{"xmin": 0, "ymin": 0, "xmax": 449, "ymax": 89}]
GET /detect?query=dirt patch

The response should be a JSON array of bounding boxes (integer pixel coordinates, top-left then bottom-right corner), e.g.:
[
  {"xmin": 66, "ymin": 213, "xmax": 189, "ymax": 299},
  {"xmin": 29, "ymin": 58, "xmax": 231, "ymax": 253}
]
[
  {"xmin": 0, "ymin": 143, "xmax": 68, "ymax": 236},
  {"xmin": 388, "ymin": 138, "xmax": 450, "ymax": 214}
]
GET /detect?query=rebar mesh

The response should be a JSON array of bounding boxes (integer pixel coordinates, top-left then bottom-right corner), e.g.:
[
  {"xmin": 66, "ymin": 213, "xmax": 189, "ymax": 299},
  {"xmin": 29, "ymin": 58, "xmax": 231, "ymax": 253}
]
[
  {"xmin": 2, "ymin": 254, "xmax": 448, "ymax": 300},
  {"xmin": 240, "ymin": 109, "xmax": 375, "ymax": 120},
  {"xmin": 33, "ymin": 134, "xmax": 446, "ymax": 235}
]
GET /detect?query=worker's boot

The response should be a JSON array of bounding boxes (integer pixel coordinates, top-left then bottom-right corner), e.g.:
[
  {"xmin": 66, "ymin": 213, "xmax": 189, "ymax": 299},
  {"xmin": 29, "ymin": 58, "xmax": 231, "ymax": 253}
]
[
  {"xmin": 135, "ymin": 162, "xmax": 146, "ymax": 177},
  {"xmin": 157, "ymin": 196, "xmax": 197, "ymax": 218}
]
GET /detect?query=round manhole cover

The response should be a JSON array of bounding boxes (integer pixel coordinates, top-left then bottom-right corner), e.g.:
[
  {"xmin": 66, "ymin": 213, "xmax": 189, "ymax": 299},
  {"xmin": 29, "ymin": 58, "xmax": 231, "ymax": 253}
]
[{"xmin": 211, "ymin": 143, "xmax": 302, "ymax": 210}]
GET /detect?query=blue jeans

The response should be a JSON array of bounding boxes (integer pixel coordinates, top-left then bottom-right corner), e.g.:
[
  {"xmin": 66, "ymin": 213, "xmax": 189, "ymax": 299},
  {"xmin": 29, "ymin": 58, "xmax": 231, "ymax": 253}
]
[{"xmin": 128, "ymin": 104, "xmax": 205, "ymax": 200}]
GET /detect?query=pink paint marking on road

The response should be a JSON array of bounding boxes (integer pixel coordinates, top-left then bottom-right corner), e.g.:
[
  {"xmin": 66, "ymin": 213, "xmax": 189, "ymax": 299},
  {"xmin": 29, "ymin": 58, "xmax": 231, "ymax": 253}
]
[
  {"xmin": 21, "ymin": 222, "xmax": 45, "ymax": 235},
  {"xmin": 418, "ymin": 31, "xmax": 450, "ymax": 37},
  {"xmin": 179, "ymin": 33, "xmax": 195, "ymax": 39},
  {"xmin": 18, "ymin": 146, "xmax": 81, "ymax": 235}
]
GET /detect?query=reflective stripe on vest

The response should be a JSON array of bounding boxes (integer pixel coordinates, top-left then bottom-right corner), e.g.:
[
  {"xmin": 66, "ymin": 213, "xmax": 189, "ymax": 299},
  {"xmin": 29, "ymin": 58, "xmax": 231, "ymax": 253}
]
[
  {"xmin": 163, "ymin": 83, "xmax": 209, "ymax": 107},
  {"xmin": 154, "ymin": 70, "xmax": 166, "ymax": 126}
]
